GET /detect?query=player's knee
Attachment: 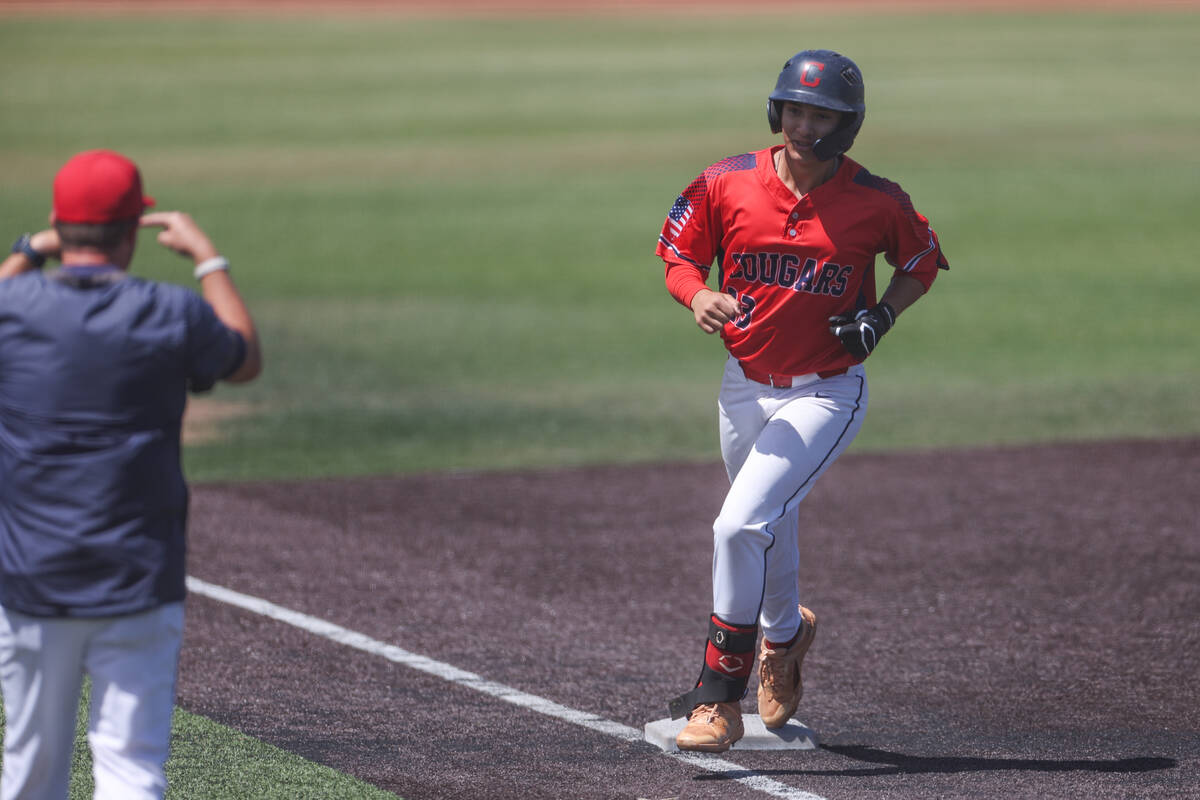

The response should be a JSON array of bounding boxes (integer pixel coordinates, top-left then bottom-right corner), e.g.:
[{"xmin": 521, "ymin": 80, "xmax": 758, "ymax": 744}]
[
  {"xmin": 712, "ymin": 513, "xmax": 739, "ymax": 548},
  {"xmin": 712, "ymin": 512, "xmax": 765, "ymax": 552}
]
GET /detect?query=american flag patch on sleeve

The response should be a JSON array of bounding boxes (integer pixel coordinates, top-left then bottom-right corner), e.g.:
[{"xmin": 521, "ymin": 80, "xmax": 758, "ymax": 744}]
[{"xmin": 667, "ymin": 195, "xmax": 694, "ymax": 237}]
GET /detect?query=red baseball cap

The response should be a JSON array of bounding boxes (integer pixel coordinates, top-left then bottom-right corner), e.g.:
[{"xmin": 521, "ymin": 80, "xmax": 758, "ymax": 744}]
[{"xmin": 52, "ymin": 149, "xmax": 155, "ymax": 224}]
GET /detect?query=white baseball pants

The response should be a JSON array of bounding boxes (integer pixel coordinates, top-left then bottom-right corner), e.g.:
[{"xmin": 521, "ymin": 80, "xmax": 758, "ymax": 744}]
[
  {"xmin": 0, "ymin": 603, "xmax": 184, "ymax": 800},
  {"xmin": 713, "ymin": 356, "xmax": 868, "ymax": 643}
]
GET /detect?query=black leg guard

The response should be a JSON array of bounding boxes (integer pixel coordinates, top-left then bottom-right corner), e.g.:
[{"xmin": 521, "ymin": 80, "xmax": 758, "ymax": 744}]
[{"xmin": 667, "ymin": 615, "xmax": 758, "ymax": 720}]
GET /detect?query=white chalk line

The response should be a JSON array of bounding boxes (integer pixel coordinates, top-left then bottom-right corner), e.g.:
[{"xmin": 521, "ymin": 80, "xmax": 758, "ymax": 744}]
[{"xmin": 186, "ymin": 576, "xmax": 828, "ymax": 800}]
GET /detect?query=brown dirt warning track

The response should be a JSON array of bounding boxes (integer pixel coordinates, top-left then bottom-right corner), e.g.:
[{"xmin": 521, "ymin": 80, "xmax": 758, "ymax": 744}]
[{"xmin": 180, "ymin": 437, "xmax": 1200, "ymax": 800}]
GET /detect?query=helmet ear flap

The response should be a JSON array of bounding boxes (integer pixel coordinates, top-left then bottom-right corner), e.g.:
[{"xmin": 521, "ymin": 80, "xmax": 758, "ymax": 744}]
[
  {"xmin": 812, "ymin": 110, "xmax": 864, "ymax": 161},
  {"xmin": 767, "ymin": 100, "xmax": 783, "ymax": 134}
]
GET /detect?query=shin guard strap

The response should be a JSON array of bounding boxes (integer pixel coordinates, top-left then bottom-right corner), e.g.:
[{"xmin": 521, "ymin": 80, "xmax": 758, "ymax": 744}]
[
  {"xmin": 668, "ymin": 664, "xmax": 749, "ymax": 719},
  {"xmin": 708, "ymin": 616, "xmax": 757, "ymax": 652}
]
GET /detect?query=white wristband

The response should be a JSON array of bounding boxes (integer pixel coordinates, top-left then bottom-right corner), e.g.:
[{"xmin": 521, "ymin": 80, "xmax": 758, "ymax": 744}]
[{"xmin": 193, "ymin": 256, "xmax": 229, "ymax": 281}]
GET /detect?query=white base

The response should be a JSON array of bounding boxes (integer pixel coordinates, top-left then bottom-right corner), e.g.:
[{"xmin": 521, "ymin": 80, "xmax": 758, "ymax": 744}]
[{"xmin": 644, "ymin": 714, "xmax": 819, "ymax": 752}]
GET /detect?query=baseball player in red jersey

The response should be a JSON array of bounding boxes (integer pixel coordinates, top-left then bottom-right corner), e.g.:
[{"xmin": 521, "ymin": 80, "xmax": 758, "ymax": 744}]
[{"xmin": 657, "ymin": 50, "xmax": 948, "ymax": 751}]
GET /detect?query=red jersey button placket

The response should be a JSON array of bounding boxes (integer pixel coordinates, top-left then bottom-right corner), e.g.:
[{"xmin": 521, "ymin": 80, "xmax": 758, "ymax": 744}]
[{"xmin": 785, "ymin": 207, "xmax": 802, "ymax": 240}]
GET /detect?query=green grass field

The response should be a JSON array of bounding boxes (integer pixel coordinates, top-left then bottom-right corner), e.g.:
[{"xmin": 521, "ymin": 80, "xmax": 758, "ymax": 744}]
[
  {"xmin": 1, "ymin": 6, "xmax": 1197, "ymax": 798},
  {"xmin": 4, "ymin": 8, "xmax": 1199, "ymax": 480}
]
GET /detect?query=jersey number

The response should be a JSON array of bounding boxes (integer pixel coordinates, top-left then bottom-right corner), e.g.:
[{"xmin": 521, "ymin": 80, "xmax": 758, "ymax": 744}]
[{"xmin": 727, "ymin": 288, "xmax": 756, "ymax": 330}]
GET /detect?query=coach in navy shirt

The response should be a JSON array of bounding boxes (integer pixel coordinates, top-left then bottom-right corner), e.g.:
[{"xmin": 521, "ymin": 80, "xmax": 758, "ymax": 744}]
[{"xmin": 0, "ymin": 150, "xmax": 261, "ymax": 800}]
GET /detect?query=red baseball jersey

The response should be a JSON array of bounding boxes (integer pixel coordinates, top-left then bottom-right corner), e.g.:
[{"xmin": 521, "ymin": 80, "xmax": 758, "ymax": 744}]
[{"xmin": 656, "ymin": 147, "xmax": 948, "ymax": 376}]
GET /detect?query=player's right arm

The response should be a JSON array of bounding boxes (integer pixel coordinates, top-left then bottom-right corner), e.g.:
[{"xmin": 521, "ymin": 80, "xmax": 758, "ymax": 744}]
[
  {"xmin": 657, "ymin": 167, "xmax": 731, "ymax": 333},
  {"xmin": 689, "ymin": 289, "xmax": 742, "ymax": 334},
  {"xmin": 140, "ymin": 211, "xmax": 261, "ymax": 383}
]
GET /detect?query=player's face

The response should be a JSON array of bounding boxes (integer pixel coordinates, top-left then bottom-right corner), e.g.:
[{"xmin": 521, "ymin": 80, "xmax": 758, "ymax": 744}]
[{"xmin": 779, "ymin": 102, "xmax": 842, "ymax": 163}]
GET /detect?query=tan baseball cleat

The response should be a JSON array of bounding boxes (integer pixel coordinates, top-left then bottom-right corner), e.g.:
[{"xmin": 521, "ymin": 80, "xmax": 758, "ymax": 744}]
[
  {"xmin": 757, "ymin": 605, "xmax": 817, "ymax": 728},
  {"xmin": 675, "ymin": 701, "xmax": 744, "ymax": 752}
]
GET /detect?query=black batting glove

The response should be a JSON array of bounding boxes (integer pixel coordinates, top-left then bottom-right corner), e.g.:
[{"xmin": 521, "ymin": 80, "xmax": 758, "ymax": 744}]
[{"xmin": 829, "ymin": 302, "xmax": 896, "ymax": 360}]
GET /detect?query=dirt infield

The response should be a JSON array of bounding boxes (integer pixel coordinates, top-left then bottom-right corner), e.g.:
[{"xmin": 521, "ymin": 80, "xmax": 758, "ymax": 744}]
[{"xmin": 179, "ymin": 437, "xmax": 1200, "ymax": 799}]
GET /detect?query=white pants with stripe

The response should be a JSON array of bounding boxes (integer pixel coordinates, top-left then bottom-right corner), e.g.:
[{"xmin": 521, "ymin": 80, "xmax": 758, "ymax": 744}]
[
  {"xmin": 0, "ymin": 603, "xmax": 184, "ymax": 800},
  {"xmin": 713, "ymin": 356, "xmax": 868, "ymax": 643}
]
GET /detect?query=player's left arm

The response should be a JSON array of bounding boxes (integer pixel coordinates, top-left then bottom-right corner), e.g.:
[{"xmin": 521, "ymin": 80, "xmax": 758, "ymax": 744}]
[
  {"xmin": 1, "ymin": 229, "xmax": 61, "ymax": 281},
  {"xmin": 878, "ymin": 271, "xmax": 927, "ymax": 316},
  {"xmin": 830, "ymin": 192, "xmax": 947, "ymax": 360}
]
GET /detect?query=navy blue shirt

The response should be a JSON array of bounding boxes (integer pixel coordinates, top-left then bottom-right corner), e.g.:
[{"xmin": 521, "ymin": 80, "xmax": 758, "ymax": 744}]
[{"xmin": 0, "ymin": 266, "xmax": 245, "ymax": 617}]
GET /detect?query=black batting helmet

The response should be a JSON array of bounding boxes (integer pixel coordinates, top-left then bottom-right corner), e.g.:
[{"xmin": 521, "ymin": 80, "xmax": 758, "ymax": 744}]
[{"xmin": 767, "ymin": 49, "xmax": 865, "ymax": 161}]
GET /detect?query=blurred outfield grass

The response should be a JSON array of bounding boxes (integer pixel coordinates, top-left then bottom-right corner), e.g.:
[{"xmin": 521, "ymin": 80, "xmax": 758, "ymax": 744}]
[{"xmin": 2, "ymin": 10, "xmax": 1198, "ymax": 483}]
